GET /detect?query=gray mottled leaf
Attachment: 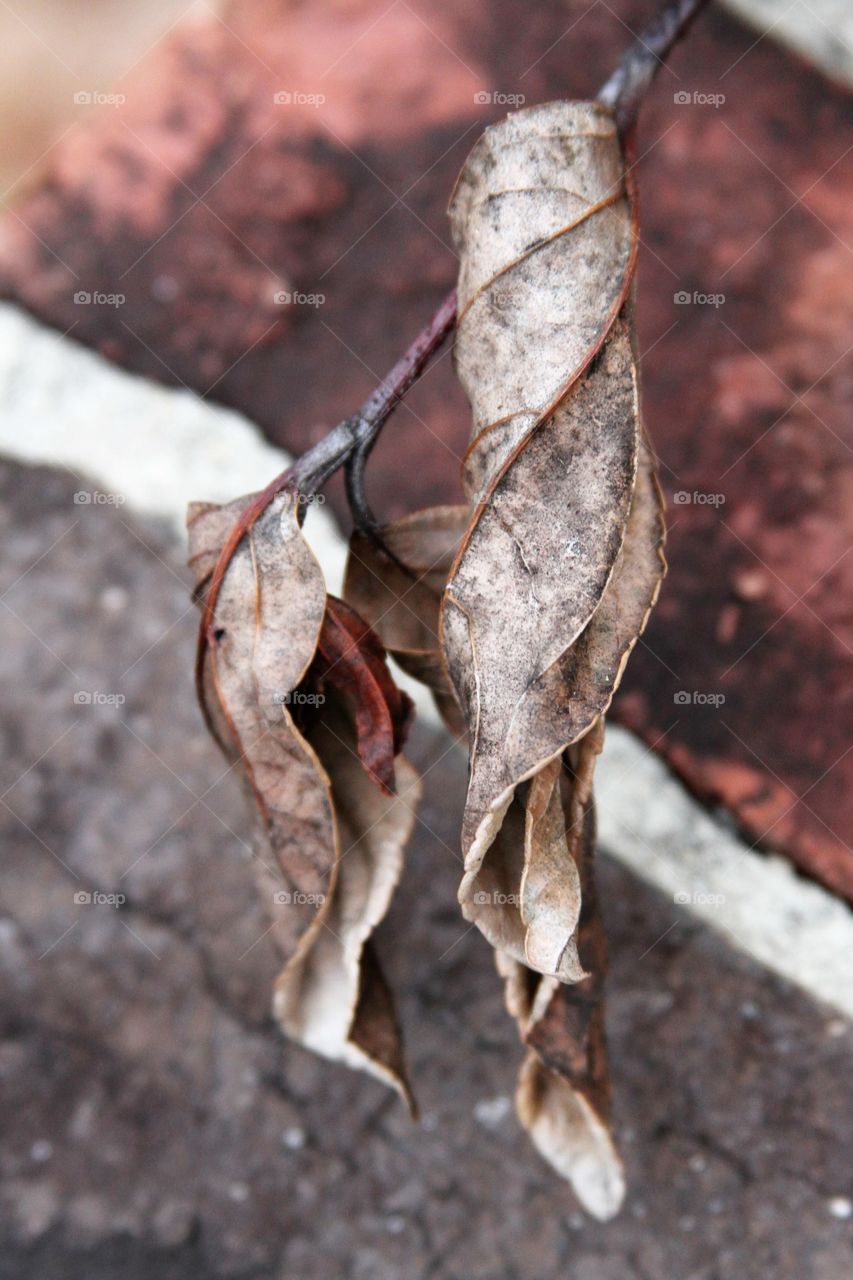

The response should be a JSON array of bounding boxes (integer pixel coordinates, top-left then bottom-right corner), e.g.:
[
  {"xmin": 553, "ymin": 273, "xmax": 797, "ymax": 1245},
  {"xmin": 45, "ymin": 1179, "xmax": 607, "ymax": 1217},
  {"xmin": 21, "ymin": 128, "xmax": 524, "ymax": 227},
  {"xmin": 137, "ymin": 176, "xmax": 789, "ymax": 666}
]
[
  {"xmin": 505, "ymin": 437, "xmax": 666, "ymax": 770},
  {"xmin": 444, "ymin": 325, "xmax": 639, "ymax": 861},
  {"xmin": 441, "ymin": 99, "xmax": 666, "ymax": 992},
  {"xmin": 442, "ymin": 100, "xmax": 640, "ymax": 873},
  {"xmin": 450, "ymin": 101, "xmax": 634, "ymax": 501}
]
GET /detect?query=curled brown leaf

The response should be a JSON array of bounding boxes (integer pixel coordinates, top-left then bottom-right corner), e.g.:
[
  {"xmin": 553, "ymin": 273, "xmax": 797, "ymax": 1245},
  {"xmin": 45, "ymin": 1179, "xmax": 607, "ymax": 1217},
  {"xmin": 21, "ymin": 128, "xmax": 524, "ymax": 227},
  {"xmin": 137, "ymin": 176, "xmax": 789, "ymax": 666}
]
[
  {"xmin": 498, "ymin": 725, "xmax": 625, "ymax": 1220},
  {"xmin": 440, "ymin": 100, "xmax": 664, "ymax": 981},
  {"xmin": 306, "ymin": 596, "xmax": 414, "ymax": 793},
  {"xmin": 442, "ymin": 102, "xmax": 640, "ymax": 860},
  {"xmin": 344, "ymin": 506, "xmax": 468, "ymax": 738},
  {"xmin": 188, "ymin": 491, "xmax": 420, "ymax": 1102}
]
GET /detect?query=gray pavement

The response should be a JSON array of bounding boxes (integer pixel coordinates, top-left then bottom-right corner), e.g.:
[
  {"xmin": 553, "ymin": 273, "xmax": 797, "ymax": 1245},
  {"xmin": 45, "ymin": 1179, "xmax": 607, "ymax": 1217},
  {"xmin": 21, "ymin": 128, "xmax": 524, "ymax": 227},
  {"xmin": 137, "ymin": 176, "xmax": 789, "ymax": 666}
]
[{"xmin": 0, "ymin": 458, "xmax": 851, "ymax": 1279}]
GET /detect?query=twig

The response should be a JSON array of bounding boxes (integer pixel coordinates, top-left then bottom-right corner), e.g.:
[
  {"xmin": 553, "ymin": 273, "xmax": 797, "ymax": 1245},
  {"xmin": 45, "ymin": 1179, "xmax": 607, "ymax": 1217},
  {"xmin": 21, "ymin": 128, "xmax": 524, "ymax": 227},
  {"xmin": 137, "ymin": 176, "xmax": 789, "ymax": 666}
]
[
  {"xmin": 197, "ymin": 290, "xmax": 456, "ymax": 669},
  {"xmin": 597, "ymin": 0, "xmax": 713, "ymax": 136}
]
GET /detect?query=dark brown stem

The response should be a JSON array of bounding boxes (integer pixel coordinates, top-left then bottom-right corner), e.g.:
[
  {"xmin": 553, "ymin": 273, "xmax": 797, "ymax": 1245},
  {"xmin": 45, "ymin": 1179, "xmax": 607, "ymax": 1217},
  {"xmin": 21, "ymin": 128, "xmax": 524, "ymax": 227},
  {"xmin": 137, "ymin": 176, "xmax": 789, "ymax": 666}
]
[{"xmin": 597, "ymin": 0, "xmax": 713, "ymax": 137}]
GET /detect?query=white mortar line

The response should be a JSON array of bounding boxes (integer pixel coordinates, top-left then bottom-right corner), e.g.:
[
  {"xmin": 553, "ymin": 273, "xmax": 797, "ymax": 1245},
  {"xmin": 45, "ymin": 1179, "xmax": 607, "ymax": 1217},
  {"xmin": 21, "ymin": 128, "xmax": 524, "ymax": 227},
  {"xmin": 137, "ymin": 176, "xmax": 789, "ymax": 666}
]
[
  {"xmin": 0, "ymin": 302, "xmax": 348, "ymax": 587},
  {"xmin": 597, "ymin": 726, "xmax": 853, "ymax": 1018},
  {"xmin": 0, "ymin": 302, "xmax": 849, "ymax": 1018}
]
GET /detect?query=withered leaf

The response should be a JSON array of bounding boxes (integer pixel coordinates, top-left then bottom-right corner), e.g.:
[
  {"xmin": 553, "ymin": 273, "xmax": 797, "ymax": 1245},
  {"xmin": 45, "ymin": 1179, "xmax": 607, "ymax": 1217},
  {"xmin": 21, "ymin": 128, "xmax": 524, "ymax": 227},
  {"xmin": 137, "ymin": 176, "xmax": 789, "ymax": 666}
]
[
  {"xmin": 344, "ymin": 506, "xmax": 468, "ymax": 738},
  {"xmin": 457, "ymin": 756, "xmax": 585, "ymax": 983},
  {"xmin": 442, "ymin": 101, "xmax": 640, "ymax": 867},
  {"xmin": 441, "ymin": 100, "xmax": 664, "ymax": 974},
  {"xmin": 273, "ymin": 692, "xmax": 420, "ymax": 1106},
  {"xmin": 506, "ymin": 437, "xmax": 665, "ymax": 761},
  {"xmin": 307, "ymin": 595, "xmax": 414, "ymax": 794},
  {"xmin": 189, "ymin": 492, "xmax": 332, "ymax": 947},
  {"xmin": 443, "ymin": 323, "xmax": 639, "ymax": 859},
  {"xmin": 188, "ymin": 492, "xmax": 420, "ymax": 1102},
  {"xmin": 450, "ymin": 101, "xmax": 636, "ymax": 505},
  {"xmin": 499, "ymin": 725, "xmax": 625, "ymax": 1220}
]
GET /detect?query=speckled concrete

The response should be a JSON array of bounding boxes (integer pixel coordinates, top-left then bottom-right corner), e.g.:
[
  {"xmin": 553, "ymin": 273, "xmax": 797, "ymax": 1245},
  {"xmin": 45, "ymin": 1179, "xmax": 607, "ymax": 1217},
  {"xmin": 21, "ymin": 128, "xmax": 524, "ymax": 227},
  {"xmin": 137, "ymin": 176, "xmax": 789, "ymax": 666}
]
[{"xmin": 1, "ymin": 458, "xmax": 851, "ymax": 1280}]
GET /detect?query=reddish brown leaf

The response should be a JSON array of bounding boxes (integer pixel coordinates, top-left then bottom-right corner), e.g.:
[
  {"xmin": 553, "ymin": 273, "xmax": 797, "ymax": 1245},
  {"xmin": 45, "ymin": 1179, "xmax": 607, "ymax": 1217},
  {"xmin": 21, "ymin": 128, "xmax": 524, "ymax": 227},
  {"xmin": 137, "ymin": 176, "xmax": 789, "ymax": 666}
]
[{"xmin": 308, "ymin": 596, "xmax": 414, "ymax": 793}]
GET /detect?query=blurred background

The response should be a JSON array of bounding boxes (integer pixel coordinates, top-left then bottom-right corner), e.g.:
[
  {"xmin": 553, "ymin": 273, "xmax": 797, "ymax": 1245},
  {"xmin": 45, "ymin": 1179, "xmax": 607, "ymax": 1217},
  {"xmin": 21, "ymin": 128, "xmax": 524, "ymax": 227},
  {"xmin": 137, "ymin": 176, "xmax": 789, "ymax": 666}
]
[{"xmin": 0, "ymin": 3, "xmax": 850, "ymax": 1278}]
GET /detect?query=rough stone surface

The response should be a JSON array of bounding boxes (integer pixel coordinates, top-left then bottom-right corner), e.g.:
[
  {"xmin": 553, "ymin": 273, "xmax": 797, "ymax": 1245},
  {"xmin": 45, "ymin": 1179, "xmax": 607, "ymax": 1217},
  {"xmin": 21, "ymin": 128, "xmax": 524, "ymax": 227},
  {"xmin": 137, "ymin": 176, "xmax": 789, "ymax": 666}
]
[
  {"xmin": 0, "ymin": 0, "xmax": 849, "ymax": 900},
  {"xmin": 1, "ymin": 457, "xmax": 852, "ymax": 1279}
]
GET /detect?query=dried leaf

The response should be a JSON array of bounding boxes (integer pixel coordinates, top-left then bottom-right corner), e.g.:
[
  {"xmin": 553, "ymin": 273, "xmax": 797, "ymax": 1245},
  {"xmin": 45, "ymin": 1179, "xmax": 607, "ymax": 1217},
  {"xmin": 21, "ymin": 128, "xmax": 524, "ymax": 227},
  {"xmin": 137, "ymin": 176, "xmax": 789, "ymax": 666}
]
[
  {"xmin": 516, "ymin": 1048, "xmax": 623, "ymax": 1223},
  {"xmin": 506, "ymin": 437, "xmax": 665, "ymax": 760},
  {"xmin": 520, "ymin": 759, "xmax": 584, "ymax": 978},
  {"xmin": 308, "ymin": 596, "xmax": 414, "ymax": 793},
  {"xmin": 441, "ymin": 101, "xmax": 665, "ymax": 978},
  {"xmin": 188, "ymin": 492, "xmax": 333, "ymax": 964},
  {"xmin": 344, "ymin": 506, "xmax": 468, "ymax": 737},
  {"xmin": 188, "ymin": 492, "xmax": 419, "ymax": 1101},
  {"xmin": 442, "ymin": 101, "xmax": 641, "ymax": 871},
  {"xmin": 273, "ymin": 693, "xmax": 420, "ymax": 1106},
  {"xmin": 443, "ymin": 325, "xmax": 639, "ymax": 855},
  {"xmin": 499, "ymin": 725, "xmax": 625, "ymax": 1220},
  {"xmin": 458, "ymin": 757, "xmax": 586, "ymax": 983},
  {"xmin": 450, "ymin": 101, "xmax": 636, "ymax": 505}
]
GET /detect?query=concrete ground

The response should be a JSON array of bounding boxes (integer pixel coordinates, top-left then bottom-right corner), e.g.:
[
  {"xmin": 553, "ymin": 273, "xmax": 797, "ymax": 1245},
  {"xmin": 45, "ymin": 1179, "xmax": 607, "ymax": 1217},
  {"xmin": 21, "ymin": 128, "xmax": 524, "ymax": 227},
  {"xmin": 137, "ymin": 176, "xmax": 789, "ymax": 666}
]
[{"xmin": 1, "ymin": 456, "xmax": 851, "ymax": 1280}]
